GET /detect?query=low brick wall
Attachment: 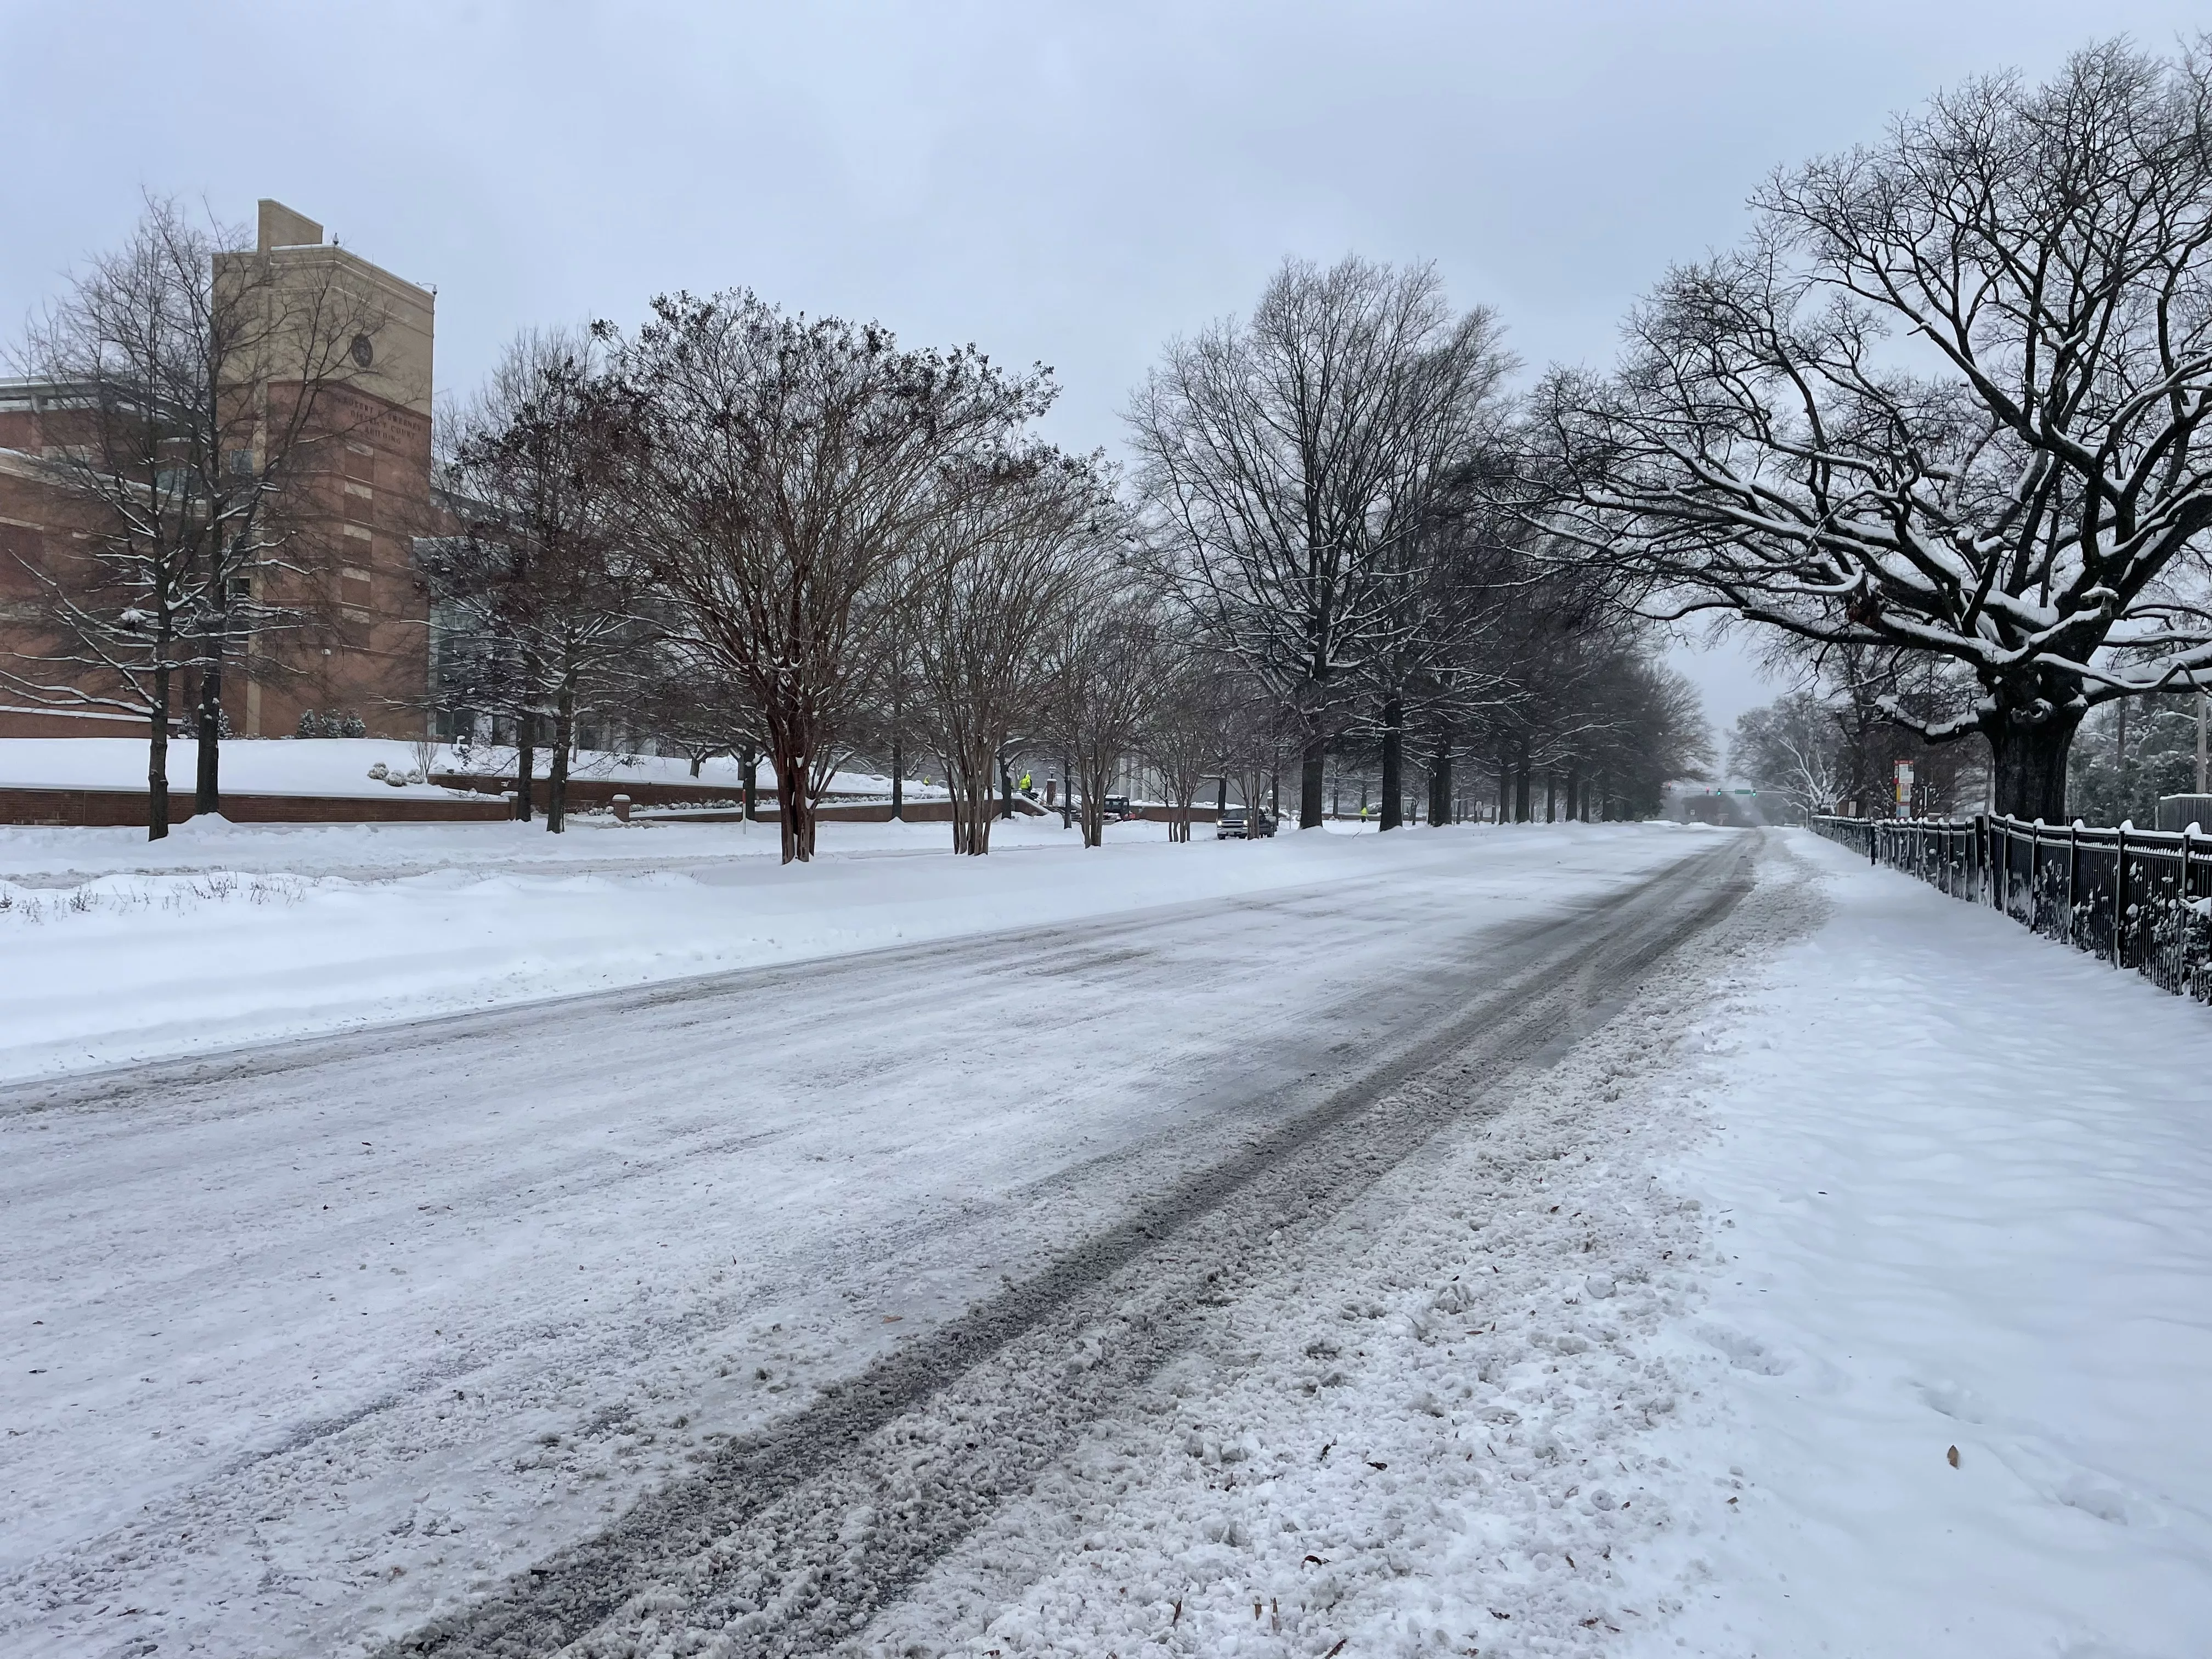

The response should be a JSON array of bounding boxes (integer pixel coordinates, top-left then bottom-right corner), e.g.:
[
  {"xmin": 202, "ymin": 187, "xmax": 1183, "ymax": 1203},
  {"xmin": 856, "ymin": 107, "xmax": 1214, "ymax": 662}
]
[
  {"xmin": 436, "ymin": 772, "xmax": 744, "ymax": 810},
  {"xmin": 637, "ymin": 797, "xmax": 1060, "ymax": 826},
  {"xmin": 0, "ymin": 787, "xmax": 511, "ymax": 827},
  {"xmin": 435, "ymin": 773, "xmax": 1067, "ymax": 819},
  {"xmin": 1128, "ymin": 803, "xmax": 1222, "ymax": 824}
]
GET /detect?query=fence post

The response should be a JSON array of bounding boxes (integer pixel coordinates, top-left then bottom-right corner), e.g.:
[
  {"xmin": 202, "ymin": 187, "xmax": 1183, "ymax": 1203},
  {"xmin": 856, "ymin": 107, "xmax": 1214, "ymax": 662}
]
[
  {"xmin": 2002, "ymin": 816, "xmax": 2016, "ymax": 918},
  {"xmin": 2114, "ymin": 820, "xmax": 2128, "ymax": 970},
  {"xmin": 2188, "ymin": 825, "xmax": 2200, "ymax": 995},
  {"xmin": 2067, "ymin": 820, "xmax": 2080, "ymax": 947},
  {"xmin": 2031, "ymin": 819, "xmax": 2043, "ymax": 933}
]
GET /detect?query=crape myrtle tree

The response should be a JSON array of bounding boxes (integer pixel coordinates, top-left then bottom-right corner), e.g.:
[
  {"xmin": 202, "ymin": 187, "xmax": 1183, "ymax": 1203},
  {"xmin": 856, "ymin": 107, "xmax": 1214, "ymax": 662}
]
[
  {"xmin": 910, "ymin": 447, "xmax": 1114, "ymax": 854},
  {"xmin": 1143, "ymin": 645, "xmax": 1246, "ymax": 842},
  {"xmin": 1047, "ymin": 568, "xmax": 1168, "ymax": 848},
  {"xmin": 1128, "ymin": 256, "xmax": 1516, "ymax": 829},
  {"xmin": 1531, "ymin": 40, "xmax": 2212, "ymax": 822},
  {"xmin": 2, "ymin": 196, "xmax": 385, "ymax": 836},
  {"xmin": 616, "ymin": 291, "xmax": 1053, "ymax": 864},
  {"xmin": 431, "ymin": 330, "xmax": 655, "ymax": 832}
]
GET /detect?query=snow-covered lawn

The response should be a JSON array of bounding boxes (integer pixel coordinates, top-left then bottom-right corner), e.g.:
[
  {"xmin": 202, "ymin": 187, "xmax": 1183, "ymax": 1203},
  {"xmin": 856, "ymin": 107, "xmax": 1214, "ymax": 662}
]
[{"xmin": 0, "ymin": 735, "xmax": 932, "ymax": 799}]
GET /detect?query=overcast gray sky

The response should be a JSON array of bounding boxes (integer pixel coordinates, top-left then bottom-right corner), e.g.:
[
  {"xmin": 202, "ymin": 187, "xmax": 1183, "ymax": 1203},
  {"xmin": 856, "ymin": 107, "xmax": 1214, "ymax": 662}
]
[{"xmin": 5, "ymin": 0, "xmax": 2205, "ymax": 752}]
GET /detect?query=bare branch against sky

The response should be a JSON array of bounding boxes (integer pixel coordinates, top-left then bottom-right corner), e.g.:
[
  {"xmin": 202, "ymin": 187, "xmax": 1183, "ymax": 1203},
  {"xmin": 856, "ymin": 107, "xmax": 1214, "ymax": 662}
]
[{"xmin": 4, "ymin": 0, "xmax": 2206, "ymax": 740}]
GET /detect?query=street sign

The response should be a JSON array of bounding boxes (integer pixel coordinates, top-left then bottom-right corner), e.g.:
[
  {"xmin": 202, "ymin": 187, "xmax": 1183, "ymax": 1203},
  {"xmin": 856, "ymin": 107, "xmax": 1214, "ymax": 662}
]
[{"xmin": 1893, "ymin": 759, "xmax": 1915, "ymax": 814}]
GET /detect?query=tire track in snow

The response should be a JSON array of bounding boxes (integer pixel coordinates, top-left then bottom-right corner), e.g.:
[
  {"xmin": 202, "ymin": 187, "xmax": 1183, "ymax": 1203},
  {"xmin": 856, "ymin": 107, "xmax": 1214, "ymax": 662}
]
[{"xmin": 385, "ymin": 839, "xmax": 1755, "ymax": 1658}]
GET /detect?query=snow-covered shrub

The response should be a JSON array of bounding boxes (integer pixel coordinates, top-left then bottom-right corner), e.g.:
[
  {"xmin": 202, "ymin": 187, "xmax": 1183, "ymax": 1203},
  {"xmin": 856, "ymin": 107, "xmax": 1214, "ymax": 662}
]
[{"xmin": 367, "ymin": 762, "xmax": 390, "ymax": 780}]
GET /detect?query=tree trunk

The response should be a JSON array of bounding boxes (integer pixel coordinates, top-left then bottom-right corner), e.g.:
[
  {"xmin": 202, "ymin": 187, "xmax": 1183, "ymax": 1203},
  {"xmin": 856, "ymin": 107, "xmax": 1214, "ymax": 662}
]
[
  {"xmin": 1299, "ymin": 733, "xmax": 1326, "ymax": 829},
  {"xmin": 741, "ymin": 747, "xmax": 759, "ymax": 822},
  {"xmin": 515, "ymin": 714, "xmax": 535, "ymax": 822},
  {"xmin": 1544, "ymin": 769, "xmax": 1556, "ymax": 823},
  {"xmin": 1989, "ymin": 709, "xmax": 2083, "ymax": 822},
  {"xmin": 889, "ymin": 735, "xmax": 904, "ymax": 820},
  {"xmin": 1378, "ymin": 696, "xmax": 1403, "ymax": 831},
  {"xmin": 771, "ymin": 747, "xmax": 815, "ymax": 862},
  {"xmin": 999, "ymin": 755, "xmax": 1014, "ymax": 820},
  {"xmin": 1514, "ymin": 742, "xmax": 1531, "ymax": 823},
  {"xmin": 194, "ymin": 652, "xmax": 223, "ymax": 817},
  {"xmin": 952, "ymin": 745, "xmax": 994, "ymax": 856},
  {"xmin": 147, "ymin": 662, "xmax": 171, "ymax": 842},
  {"xmin": 1497, "ymin": 753, "xmax": 1509, "ymax": 824},
  {"xmin": 546, "ymin": 678, "xmax": 575, "ymax": 832},
  {"xmin": 1079, "ymin": 753, "xmax": 1110, "ymax": 848}
]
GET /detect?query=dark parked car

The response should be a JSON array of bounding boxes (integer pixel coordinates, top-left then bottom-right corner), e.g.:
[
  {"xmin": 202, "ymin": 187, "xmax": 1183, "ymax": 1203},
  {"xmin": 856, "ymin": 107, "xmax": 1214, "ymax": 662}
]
[
  {"xmin": 1102, "ymin": 795, "xmax": 1135, "ymax": 821},
  {"xmin": 1216, "ymin": 806, "xmax": 1277, "ymax": 839}
]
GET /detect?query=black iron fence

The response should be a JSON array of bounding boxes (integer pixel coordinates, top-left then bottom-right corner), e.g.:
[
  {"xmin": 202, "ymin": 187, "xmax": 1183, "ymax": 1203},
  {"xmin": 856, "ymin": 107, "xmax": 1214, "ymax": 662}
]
[{"xmin": 1810, "ymin": 812, "xmax": 2212, "ymax": 1004}]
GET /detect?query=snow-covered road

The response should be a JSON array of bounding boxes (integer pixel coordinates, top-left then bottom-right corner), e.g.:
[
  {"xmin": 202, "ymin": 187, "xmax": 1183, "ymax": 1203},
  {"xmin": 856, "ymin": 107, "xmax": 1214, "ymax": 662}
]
[
  {"xmin": 0, "ymin": 825, "xmax": 1744, "ymax": 1657},
  {"xmin": 15, "ymin": 825, "xmax": 2200, "ymax": 1658}
]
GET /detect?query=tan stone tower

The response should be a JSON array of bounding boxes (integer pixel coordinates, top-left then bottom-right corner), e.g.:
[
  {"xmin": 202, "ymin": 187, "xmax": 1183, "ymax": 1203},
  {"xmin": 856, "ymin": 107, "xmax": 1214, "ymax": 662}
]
[{"xmin": 228, "ymin": 201, "xmax": 439, "ymax": 738}]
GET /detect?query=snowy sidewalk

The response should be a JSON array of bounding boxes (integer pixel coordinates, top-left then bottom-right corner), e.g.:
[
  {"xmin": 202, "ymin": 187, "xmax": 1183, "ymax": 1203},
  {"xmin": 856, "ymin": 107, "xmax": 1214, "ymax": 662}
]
[{"xmin": 1624, "ymin": 831, "xmax": 2212, "ymax": 1657}]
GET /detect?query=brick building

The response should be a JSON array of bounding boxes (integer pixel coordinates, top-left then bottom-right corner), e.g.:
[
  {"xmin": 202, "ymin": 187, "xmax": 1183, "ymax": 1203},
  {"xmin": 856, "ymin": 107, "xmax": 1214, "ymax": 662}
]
[{"xmin": 0, "ymin": 201, "xmax": 438, "ymax": 741}]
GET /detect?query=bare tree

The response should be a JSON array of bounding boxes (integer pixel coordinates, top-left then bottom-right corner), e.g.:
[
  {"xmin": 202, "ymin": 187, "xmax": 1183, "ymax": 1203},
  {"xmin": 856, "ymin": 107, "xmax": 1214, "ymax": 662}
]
[
  {"xmin": 911, "ymin": 449, "xmax": 1110, "ymax": 854},
  {"xmin": 1730, "ymin": 692, "xmax": 1847, "ymax": 820},
  {"xmin": 617, "ymin": 292, "xmax": 1052, "ymax": 862},
  {"xmin": 1534, "ymin": 40, "xmax": 2212, "ymax": 820},
  {"xmin": 433, "ymin": 330, "xmax": 655, "ymax": 832},
  {"xmin": 3, "ymin": 197, "xmax": 385, "ymax": 835},
  {"xmin": 1128, "ymin": 256, "xmax": 1515, "ymax": 828},
  {"xmin": 1142, "ymin": 642, "xmax": 1238, "ymax": 842},
  {"xmin": 627, "ymin": 644, "xmax": 760, "ymax": 777},
  {"xmin": 1356, "ymin": 473, "xmax": 1537, "ymax": 828},
  {"xmin": 1048, "ymin": 571, "xmax": 1166, "ymax": 847}
]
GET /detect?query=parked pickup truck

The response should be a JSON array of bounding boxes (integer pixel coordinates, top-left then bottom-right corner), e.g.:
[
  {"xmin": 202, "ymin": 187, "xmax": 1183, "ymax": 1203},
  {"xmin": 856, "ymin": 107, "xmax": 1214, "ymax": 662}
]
[{"xmin": 1216, "ymin": 806, "xmax": 1277, "ymax": 839}]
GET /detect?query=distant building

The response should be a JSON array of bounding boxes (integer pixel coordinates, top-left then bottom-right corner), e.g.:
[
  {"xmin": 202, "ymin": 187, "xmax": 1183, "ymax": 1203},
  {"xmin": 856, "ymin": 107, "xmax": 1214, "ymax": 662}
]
[{"xmin": 0, "ymin": 200, "xmax": 437, "ymax": 740}]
